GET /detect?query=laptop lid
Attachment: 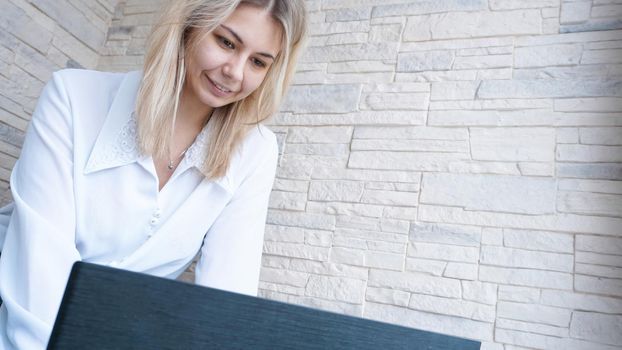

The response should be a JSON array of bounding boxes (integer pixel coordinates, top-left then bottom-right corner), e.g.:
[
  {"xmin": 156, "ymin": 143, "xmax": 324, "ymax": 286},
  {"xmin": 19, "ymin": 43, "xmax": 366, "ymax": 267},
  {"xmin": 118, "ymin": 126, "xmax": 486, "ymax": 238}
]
[{"xmin": 48, "ymin": 262, "xmax": 481, "ymax": 349}]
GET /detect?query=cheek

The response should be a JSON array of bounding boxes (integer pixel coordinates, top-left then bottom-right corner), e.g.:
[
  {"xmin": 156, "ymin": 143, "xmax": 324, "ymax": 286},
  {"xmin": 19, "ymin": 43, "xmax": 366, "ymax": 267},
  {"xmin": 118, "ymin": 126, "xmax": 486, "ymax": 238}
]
[
  {"xmin": 242, "ymin": 72, "xmax": 268, "ymax": 95},
  {"xmin": 188, "ymin": 48, "xmax": 219, "ymax": 74}
]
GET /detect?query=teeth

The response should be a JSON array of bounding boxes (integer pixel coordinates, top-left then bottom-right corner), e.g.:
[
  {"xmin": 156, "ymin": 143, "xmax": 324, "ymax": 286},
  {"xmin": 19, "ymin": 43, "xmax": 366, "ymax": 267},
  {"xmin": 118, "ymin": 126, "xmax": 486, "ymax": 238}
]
[{"xmin": 214, "ymin": 81, "xmax": 231, "ymax": 92}]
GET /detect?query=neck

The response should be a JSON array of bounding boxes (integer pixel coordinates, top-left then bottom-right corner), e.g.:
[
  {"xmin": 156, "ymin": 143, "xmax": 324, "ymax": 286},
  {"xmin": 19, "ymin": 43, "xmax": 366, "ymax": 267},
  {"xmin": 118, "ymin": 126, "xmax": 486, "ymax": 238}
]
[
  {"xmin": 168, "ymin": 85, "xmax": 212, "ymax": 160},
  {"xmin": 178, "ymin": 83, "xmax": 213, "ymax": 131}
]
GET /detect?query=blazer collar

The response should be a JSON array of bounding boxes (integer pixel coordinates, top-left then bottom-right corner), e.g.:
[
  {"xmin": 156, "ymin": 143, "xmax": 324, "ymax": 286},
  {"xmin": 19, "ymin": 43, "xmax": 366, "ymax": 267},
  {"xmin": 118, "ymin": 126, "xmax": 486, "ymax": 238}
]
[{"xmin": 83, "ymin": 71, "xmax": 211, "ymax": 177}]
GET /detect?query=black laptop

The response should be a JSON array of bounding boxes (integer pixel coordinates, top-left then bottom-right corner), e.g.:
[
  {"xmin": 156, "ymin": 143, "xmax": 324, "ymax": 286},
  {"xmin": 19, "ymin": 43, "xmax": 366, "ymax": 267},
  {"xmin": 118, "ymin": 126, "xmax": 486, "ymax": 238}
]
[{"xmin": 47, "ymin": 262, "xmax": 481, "ymax": 349}]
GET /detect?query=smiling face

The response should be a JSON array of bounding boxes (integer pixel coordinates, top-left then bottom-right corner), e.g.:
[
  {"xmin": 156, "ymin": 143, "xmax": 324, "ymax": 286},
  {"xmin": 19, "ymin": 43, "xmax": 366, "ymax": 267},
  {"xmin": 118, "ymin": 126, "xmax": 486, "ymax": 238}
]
[{"xmin": 182, "ymin": 4, "xmax": 283, "ymax": 117}]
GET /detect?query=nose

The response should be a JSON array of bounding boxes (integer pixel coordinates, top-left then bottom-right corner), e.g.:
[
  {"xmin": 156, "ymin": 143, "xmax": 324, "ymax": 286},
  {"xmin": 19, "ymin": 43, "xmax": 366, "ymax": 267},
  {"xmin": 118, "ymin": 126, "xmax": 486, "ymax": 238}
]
[{"xmin": 222, "ymin": 55, "xmax": 244, "ymax": 83}]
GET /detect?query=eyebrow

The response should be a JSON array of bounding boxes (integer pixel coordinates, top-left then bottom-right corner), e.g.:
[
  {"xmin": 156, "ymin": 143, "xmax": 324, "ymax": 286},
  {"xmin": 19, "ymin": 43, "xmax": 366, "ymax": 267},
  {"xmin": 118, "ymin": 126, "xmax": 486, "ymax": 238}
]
[{"xmin": 220, "ymin": 24, "xmax": 276, "ymax": 61}]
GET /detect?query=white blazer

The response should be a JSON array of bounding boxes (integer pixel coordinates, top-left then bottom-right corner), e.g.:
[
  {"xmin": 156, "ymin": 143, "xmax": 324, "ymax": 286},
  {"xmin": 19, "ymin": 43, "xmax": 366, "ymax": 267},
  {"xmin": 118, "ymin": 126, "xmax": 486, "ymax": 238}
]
[{"xmin": 0, "ymin": 69, "xmax": 278, "ymax": 349}]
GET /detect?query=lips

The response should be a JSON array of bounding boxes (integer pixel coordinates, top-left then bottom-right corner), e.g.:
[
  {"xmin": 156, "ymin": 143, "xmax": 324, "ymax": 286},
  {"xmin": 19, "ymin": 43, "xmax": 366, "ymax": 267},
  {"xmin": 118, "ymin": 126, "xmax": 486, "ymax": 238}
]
[
  {"xmin": 212, "ymin": 80, "xmax": 231, "ymax": 93},
  {"xmin": 206, "ymin": 74, "xmax": 234, "ymax": 97}
]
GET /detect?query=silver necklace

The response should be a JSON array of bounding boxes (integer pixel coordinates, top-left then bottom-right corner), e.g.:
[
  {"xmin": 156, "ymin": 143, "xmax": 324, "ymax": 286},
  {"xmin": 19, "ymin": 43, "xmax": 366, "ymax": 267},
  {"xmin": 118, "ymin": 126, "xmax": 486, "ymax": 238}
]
[{"xmin": 167, "ymin": 148, "xmax": 189, "ymax": 171}]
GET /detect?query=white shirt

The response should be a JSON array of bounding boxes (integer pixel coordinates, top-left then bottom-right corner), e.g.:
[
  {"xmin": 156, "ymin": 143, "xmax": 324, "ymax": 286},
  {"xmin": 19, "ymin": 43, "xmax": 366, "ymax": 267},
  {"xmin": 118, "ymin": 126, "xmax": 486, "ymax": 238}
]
[{"xmin": 0, "ymin": 69, "xmax": 278, "ymax": 349}]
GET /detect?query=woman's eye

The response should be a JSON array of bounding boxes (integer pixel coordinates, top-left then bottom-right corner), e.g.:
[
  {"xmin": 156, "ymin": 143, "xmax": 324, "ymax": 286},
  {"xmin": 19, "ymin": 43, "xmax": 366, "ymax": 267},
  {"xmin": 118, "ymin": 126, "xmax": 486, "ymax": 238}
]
[
  {"xmin": 218, "ymin": 36, "xmax": 234, "ymax": 49},
  {"xmin": 251, "ymin": 58, "xmax": 266, "ymax": 68}
]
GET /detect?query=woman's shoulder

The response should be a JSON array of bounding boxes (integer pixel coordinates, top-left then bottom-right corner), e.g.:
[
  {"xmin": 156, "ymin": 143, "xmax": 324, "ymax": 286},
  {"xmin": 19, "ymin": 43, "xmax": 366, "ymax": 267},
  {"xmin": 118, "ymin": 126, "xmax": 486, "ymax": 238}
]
[
  {"xmin": 51, "ymin": 69, "xmax": 137, "ymax": 100},
  {"xmin": 226, "ymin": 125, "xmax": 278, "ymax": 182},
  {"xmin": 53, "ymin": 68, "xmax": 128, "ymax": 85},
  {"xmin": 242, "ymin": 124, "xmax": 278, "ymax": 159}
]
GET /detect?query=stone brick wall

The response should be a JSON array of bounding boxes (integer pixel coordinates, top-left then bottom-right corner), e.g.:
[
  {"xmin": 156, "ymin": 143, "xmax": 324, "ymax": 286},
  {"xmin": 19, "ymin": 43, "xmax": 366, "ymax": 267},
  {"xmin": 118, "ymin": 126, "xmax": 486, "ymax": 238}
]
[
  {"xmin": 5, "ymin": 0, "xmax": 622, "ymax": 349},
  {"xmin": 264, "ymin": 2, "xmax": 622, "ymax": 348},
  {"xmin": 0, "ymin": 0, "xmax": 119, "ymax": 203}
]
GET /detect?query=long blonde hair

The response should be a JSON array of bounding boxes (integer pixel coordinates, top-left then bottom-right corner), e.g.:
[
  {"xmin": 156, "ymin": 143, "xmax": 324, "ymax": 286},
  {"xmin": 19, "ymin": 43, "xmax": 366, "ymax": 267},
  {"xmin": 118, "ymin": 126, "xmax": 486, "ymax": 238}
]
[{"xmin": 136, "ymin": 0, "xmax": 307, "ymax": 179}]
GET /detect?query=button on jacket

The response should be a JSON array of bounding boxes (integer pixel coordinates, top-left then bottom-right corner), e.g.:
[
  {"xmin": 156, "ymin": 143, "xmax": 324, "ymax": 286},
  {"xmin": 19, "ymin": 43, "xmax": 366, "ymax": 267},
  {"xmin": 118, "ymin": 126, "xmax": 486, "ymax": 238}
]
[{"xmin": 0, "ymin": 69, "xmax": 278, "ymax": 349}]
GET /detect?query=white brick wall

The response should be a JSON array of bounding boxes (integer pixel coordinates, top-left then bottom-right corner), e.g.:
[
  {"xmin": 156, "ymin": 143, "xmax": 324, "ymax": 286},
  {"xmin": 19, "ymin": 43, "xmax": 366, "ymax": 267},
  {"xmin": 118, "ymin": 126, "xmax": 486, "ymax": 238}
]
[
  {"xmin": 4, "ymin": 0, "xmax": 622, "ymax": 348},
  {"xmin": 267, "ymin": 1, "xmax": 622, "ymax": 348}
]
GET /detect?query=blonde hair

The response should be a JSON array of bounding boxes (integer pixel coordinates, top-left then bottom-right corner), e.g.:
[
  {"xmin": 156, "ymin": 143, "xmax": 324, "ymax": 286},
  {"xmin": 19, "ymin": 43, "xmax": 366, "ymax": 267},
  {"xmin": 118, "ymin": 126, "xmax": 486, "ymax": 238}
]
[{"xmin": 136, "ymin": 0, "xmax": 307, "ymax": 179}]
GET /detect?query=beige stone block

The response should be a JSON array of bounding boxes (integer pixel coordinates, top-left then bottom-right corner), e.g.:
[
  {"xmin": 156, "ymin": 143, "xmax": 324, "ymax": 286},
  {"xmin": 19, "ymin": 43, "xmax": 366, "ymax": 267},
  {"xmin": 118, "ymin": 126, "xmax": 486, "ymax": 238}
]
[
  {"xmin": 471, "ymin": 127, "xmax": 555, "ymax": 162},
  {"xmin": 365, "ymin": 287, "xmax": 410, "ymax": 307},
  {"xmin": 365, "ymin": 302, "xmax": 494, "ymax": 341},
  {"xmin": 515, "ymin": 44, "xmax": 582, "ymax": 68},
  {"xmin": 561, "ymin": 1, "xmax": 592, "ymax": 24}
]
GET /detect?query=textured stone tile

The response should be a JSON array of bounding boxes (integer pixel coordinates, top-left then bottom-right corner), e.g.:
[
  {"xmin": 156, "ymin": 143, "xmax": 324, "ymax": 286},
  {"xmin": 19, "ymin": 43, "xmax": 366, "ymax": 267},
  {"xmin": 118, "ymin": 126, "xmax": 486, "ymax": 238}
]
[
  {"xmin": 267, "ymin": 210, "xmax": 336, "ymax": 230},
  {"xmin": 557, "ymin": 163, "xmax": 622, "ymax": 180},
  {"xmin": 366, "ymin": 287, "xmax": 410, "ymax": 307},
  {"xmin": 354, "ymin": 126, "xmax": 467, "ymax": 140},
  {"xmin": 287, "ymin": 126, "xmax": 353, "ymax": 144},
  {"xmin": 263, "ymin": 242, "xmax": 330, "ymax": 261},
  {"xmin": 559, "ymin": 179, "xmax": 622, "ymax": 195},
  {"xmin": 273, "ymin": 111, "xmax": 427, "ymax": 126},
  {"xmin": 364, "ymin": 250, "xmax": 404, "ymax": 270},
  {"xmin": 305, "ymin": 275, "xmax": 366, "ymax": 303},
  {"xmin": 443, "ymin": 262, "xmax": 478, "ymax": 280},
  {"xmin": 397, "ymin": 50, "xmax": 455, "ymax": 72},
  {"xmin": 349, "ymin": 151, "xmax": 469, "ymax": 172},
  {"xmin": 576, "ymin": 251, "xmax": 622, "ymax": 268},
  {"xmin": 575, "ymin": 274, "xmax": 622, "ymax": 297},
  {"xmin": 480, "ymin": 246, "xmax": 574, "ymax": 272},
  {"xmin": 496, "ymin": 319, "xmax": 568, "ymax": 338},
  {"xmin": 264, "ymin": 225, "xmax": 305, "ymax": 243},
  {"xmin": 405, "ymin": 258, "xmax": 446, "ymax": 275},
  {"xmin": 325, "ymin": 7, "xmax": 372, "ymax": 22},
  {"xmin": 503, "ymin": 229, "xmax": 574, "ymax": 253},
  {"xmin": 496, "ymin": 328, "xmax": 621, "ymax": 349},
  {"xmin": 557, "ymin": 145, "xmax": 622, "ymax": 162},
  {"xmin": 498, "ymin": 285, "xmax": 540, "ymax": 303},
  {"xmin": 369, "ymin": 23, "xmax": 402, "ymax": 42},
  {"xmin": 351, "ymin": 139, "xmax": 469, "ymax": 153},
  {"xmin": 423, "ymin": 10, "xmax": 542, "ymax": 39},
  {"xmin": 281, "ymin": 84, "xmax": 361, "ymax": 113},
  {"xmin": 471, "ymin": 127, "xmax": 555, "ymax": 162},
  {"xmin": 0, "ymin": 1, "xmax": 53, "ymax": 53},
  {"xmin": 365, "ymin": 302, "xmax": 494, "ymax": 341},
  {"xmin": 420, "ymin": 204, "xmax": 622, "ymax": 236},
  {"xmin": 558, "ymin": 191, "xmax": 622, "ymax": 217},
  {"xmin": 570, "ymin": 311, "xmax": 622, "ymax": 346},
  {"xmin": 259, "ymin": 267, "xmax": 309, "ymax": 287},
  {"xmin": 361, "ymin": 189, "xmax": 419, "ymax": 206},
  {"xmin": 408, "ymin": 242, "xmax": 479, "ymax": 263},
  {"xmin": 479, "ymin": 79, "xmax": 622, "ymax": 99},
  {"xmin": 363, "ymin": 92, "xmax": 429, "ymax": 110},
  {"xmin": 409, "ymin": 293, "xmax": 495, "ymax": 322},
  {"xmin": 429, "ymin": 110, "xmax": 555, "ymax": 126},
  {"xmin": 369, "ymin": 270, "xmax": 461, "ymax": 298},
  {"xmin": 302, "ymin": 43, "xmax": 398, "ymax": 62},
  {"xmin": 515, "ymin": 44, "xmax": 583, "ymax": 68},
  {"xmin": 582, "ymin": 48, "xmax": 622, "ymax": 64},
  {"xmin": 576, "ymin": 263, "xmax": 622, "ymax": 279},
  {"xmin": 490, "ymin": 0, "xmax": 559, "ymax": 10},
  {"xmin": 410, "ymin": 222, "xmax": 481, "ymax": 247},
  {"xmin": 480, "ymin": 265, "xmax": 573, "ymax": 289},
  {"xmin": 560, "ymin": 1, "xmax": 592, "ymax": 24},
  {"xmin": 268, "ymin": 191, "xmax": 307, "ymax": 211},
  {"xmin": 541, "ymin": 290, "xmax": 622, "ymax": 314},
  {"xmin": 497, "ymin": 301, "xmax": 572, "ymax": 327},
  {"xmin": 453, "ymin": 54, "xmax": 513, "ymax": 69},
  {"xmin": 462, "ymin": 281, "xmax": 497, "ymax": 305},
  {"xmin": 576, "ymin": 235, "xmax": 622, "ymax": 255},
  {"xmin": 420, "ymin": 173, "xmax": 557, "ymax": 215},
  {"xmin": 32, "ymin": 0, "xmax": 107, "ymax": 50},
  {"xmin": 372, "ymin": 0, "xmax": 487, "ymax": 17},
  {"xmin": 579, "ymin": 127, "xmax": 622, "ymax": 145},
  {"xmin": 430, "ymin": 81, "xmax": 478, "ymax": 100}
]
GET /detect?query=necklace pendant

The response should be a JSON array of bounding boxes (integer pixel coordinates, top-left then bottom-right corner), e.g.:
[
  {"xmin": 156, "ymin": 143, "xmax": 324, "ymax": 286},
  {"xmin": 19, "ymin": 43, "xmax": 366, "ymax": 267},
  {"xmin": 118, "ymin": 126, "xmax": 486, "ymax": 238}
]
[{"xmin": 167, "ymin": 160, "xmax": 174, "ymax": 170}]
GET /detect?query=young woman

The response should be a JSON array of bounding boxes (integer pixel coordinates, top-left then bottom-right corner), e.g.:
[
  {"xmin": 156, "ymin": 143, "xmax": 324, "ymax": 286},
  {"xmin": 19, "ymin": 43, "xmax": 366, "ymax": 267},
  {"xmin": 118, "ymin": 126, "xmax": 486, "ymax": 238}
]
[{"xmin": 0, "ymin": 0, "xmax": 307, "ymax": 348}]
